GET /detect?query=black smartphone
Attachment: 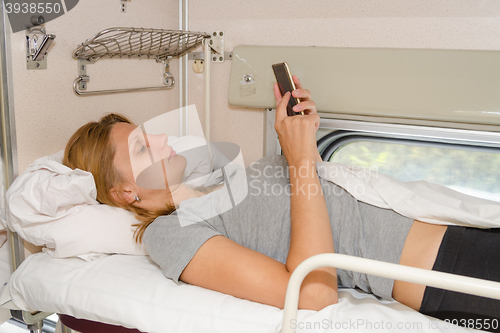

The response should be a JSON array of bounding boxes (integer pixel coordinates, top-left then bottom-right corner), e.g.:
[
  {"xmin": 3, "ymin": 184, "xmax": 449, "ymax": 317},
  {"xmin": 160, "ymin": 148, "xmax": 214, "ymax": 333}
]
[{"xmin": 272, "ymin": 62, "xmax": 304, "ymax": 116}]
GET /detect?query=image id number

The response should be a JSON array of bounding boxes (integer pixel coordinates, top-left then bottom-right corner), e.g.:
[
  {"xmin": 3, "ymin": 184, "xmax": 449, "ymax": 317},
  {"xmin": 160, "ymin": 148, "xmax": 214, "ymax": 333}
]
[
  {"xmin": 5, "ymin": 2, "xmax": 61, "ymax": 14},
  {"xmin": 445, "ymin": 318, "xmax": 499, "ymax": 330}
]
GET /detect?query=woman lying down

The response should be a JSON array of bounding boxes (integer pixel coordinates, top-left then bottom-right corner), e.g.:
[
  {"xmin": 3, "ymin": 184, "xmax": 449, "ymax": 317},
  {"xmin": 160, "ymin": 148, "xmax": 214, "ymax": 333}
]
[{"xmin": 63, "ymin": 77, "xmax": 500, "ymax": 329}]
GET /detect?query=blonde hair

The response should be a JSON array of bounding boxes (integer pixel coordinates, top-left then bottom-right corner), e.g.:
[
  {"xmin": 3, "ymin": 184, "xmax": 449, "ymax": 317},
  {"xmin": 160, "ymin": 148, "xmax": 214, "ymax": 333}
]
[{"xmin": 63, "ymin": 113, "xmax": 175, "ymax": 243}]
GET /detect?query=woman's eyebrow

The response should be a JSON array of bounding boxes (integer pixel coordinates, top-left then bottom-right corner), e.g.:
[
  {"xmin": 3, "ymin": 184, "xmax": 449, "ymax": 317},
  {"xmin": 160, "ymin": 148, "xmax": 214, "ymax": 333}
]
[
  {"xmin": 129, "ymin": 134, "xmax": 137, "ymax": 144},
  {"xmin": 128, "ymin": 134, "xmax": 142, "ymax": 152},
  {"xmin": 128, "ymin": 127, "xmax": 148, "ymax": 144}
]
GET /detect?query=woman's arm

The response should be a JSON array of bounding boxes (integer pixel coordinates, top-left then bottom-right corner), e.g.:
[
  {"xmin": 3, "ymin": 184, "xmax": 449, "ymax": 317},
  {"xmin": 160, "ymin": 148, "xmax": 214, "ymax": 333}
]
[
  {"xmin": 180, "ymin": 78, "xmax": 337, "ymax": 311},
  {"xmin": 180, "ymin": 234, "xmax": 335, "ymax": 310},
  {"xmin": 274, "ymin": 77, "xmax": 338, "ymax": 309},
  {"xmin": 180, "ymin": 235, "xmax": 291, "ymax": 308}
]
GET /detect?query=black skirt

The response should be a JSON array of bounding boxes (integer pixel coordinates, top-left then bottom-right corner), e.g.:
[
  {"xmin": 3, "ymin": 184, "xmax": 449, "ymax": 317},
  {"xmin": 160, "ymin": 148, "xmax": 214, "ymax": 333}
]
[{"xmin": 420, "ymin": 226, "xmax": 500, "ymax": 332}]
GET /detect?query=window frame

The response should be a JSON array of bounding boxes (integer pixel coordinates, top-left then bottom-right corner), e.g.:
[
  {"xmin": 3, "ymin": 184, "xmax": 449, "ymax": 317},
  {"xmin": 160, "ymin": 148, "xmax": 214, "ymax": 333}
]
[
  {"xmin": 316, "ymin": 118, "xmax": 500, "ymax": 162},
  {"xmin": 311, "ymin": 119, "xmax": 500, "ymax": 200},
  {"xmin": 319, "ymin": 132, "xmax": 500, "ymax": 162}
]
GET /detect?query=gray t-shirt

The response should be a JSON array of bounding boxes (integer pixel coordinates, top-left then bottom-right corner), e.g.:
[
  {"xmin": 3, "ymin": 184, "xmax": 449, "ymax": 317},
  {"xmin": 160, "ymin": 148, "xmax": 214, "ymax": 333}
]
[{"xmin": 143, "ymin": 155, "xmax": 413, "ymax": 300}]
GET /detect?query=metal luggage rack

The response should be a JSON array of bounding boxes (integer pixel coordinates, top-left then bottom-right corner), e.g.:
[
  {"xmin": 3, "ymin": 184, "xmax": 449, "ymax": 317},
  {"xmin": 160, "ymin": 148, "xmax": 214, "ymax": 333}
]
[{"xmin": 72, "ymin": 27, "xmax": 212, "ymax": 96}]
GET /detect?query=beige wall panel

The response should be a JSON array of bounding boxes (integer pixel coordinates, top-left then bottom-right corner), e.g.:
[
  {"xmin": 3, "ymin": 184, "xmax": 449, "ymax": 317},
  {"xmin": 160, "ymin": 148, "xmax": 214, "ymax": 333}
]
[
  {"xmin": 188, "ymin": 0, "xmax": 500, "ymax": 166},
  {"xmin": 7, "ymin": 0, "xmax": 179, "ymax": 173},
  {"xmin": 228, "ymin": 46, "xmax": 500, "ymax": 125}
]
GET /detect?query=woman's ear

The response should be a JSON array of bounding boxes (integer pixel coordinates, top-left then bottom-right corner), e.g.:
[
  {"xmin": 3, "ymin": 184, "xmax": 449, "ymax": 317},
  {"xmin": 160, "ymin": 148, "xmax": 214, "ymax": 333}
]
[{"xmin": 109, "ymin": 186, "xmax": 137, "ymax": 205}]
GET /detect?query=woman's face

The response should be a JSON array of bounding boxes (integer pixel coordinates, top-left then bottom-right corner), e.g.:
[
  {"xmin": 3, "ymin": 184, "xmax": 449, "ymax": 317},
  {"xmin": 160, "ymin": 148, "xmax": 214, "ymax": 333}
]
[{"xmin": 110, "ymin": 122, "xmax": 187, "ymax": 193}]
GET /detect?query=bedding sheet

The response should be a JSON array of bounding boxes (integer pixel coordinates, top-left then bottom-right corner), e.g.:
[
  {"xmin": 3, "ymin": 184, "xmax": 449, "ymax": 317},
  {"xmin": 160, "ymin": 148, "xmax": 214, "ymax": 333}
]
[
  {"xmin": 6, "ymin": 253, "xmax": 474, "ymax": 333},
  {"xmin": 316, "ymin": 161, "xmax": 500, "ymax": 228}
]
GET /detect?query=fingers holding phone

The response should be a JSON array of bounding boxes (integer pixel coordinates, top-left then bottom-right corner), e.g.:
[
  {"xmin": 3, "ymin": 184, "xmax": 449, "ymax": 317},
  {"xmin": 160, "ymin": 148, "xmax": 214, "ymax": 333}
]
[
  {"xmin": 272, "ymin": 62, "xmax": 319, "ymax": 128},
  {"xmin": 273, "ymin": 87, "xmax": 320, "ymax": 137},
  {"xmin": 274, "ymin": 86, "xmax": 321, "ymax": 166},
  {"xmin": 274, "ymin": 90, "xmax": 319, "ymax": 136},
  {"xmin": 272, "ymin": 63, "xmax": 319, "ymax": 131},
  {"xmin": 291, "ymin": 76, "xmax": 317, "ymax": 117}
]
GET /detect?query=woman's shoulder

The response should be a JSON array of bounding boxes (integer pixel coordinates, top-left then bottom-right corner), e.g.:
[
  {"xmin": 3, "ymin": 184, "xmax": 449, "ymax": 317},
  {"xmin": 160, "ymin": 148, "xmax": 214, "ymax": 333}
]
[
  {"xmin": 143, "ymin": 213, "xmax": 219, "ymax": 243},
  {"xmin": 142, "ymin": 212, "xmax": 223, "ymax": 284},
  {"xmin": 143, "ymin": 214, "xmax": 177, "ymax": 239}
]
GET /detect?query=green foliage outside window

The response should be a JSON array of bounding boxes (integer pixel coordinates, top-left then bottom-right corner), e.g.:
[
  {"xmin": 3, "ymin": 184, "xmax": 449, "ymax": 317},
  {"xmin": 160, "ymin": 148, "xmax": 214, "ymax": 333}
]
[{"xmin": 329, "ymin": 141, "xmax": 500, "ymax": 201}]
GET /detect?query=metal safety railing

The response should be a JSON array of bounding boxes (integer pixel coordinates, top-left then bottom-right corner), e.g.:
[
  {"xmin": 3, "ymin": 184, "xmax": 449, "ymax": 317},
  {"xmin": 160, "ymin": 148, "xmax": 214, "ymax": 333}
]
[{"xmin": 281, "ymin": 253, "xmax": 500, "ymax": 333}]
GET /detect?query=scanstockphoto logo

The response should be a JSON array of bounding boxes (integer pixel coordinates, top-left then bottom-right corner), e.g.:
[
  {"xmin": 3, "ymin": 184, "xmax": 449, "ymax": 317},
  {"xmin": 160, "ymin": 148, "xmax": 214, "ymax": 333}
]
[{"xmin": 3, "ymin": 0, "xmax": 79, "ymax": 33}]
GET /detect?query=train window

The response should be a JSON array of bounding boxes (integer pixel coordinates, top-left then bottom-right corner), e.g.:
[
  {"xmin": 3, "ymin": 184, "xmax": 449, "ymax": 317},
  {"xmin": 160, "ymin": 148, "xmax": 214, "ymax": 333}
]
[{"xmin": 326, "ymin": 138, "xmax": 500, "ymax": 202}]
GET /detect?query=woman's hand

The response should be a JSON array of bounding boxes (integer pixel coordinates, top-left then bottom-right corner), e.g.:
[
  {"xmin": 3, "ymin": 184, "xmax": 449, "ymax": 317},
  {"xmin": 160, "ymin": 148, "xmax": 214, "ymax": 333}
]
[
  {"xmin": 289, "ymin": 76, "xmax": 319, "ymax": 121},
  {"xmin": 274, "ymin": 76, "xmax": 321, "ymax": 166}
]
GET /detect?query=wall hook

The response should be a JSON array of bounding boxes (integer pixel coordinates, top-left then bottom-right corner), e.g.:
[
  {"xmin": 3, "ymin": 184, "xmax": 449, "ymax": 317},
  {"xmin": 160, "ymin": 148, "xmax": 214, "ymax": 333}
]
[{"xmin": 26, "ymin": 25, "xmax": 55, "ymax": 70}]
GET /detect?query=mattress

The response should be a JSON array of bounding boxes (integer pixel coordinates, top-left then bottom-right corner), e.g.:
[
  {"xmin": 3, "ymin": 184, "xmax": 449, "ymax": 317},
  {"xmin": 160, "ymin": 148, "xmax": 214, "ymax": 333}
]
[{"xmin": 4, "ymin": 252, "xmax": 474, "ymax": 333}]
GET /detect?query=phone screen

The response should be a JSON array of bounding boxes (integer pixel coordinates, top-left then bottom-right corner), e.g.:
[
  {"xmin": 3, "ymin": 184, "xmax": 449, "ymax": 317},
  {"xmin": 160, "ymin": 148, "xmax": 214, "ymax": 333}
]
[{"xmin": 272, "ymin": 62, "xmax": 302, "ymax": 116}]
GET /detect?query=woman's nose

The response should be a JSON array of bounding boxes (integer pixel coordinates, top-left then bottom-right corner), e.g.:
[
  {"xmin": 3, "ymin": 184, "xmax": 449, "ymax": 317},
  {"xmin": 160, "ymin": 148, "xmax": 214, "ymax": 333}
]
[
  {"xmin": 146, "ymin": 133, "xmax": 170, "ymax": 162},
  {"xmin": 147, "ymin": 133, "xmax": 168, "ymax": 150}
]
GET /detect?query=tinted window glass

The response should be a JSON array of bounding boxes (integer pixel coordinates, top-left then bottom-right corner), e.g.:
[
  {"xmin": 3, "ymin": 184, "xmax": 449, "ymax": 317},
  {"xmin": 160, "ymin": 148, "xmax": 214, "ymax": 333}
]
[{"xmin": 330, "ymin": 140, "xmax": 500, "ymax": 202}]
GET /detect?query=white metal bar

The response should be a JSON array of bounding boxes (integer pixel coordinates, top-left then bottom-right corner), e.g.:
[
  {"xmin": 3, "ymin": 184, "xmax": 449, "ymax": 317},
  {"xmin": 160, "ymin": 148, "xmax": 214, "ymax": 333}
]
[
  {"xmin": 204, "ymin": 38, "xmax": 211, "ymax": 142},
  {"xmin": 281, "ymin": 253, "xmax": 500, "ymax": 333},
  {"xmin": 1, "ymin": 0, "xmax": 23, "ymax": 273},
  {"xmin": 73, "ymin": 76, "xmax": 174, "ymax": 96},
  {"xmin": 203, "ymin": 39, "xmax": 213, "ymax": 171},
  {"xmin": 178, "ymin": 0, "xmax": 188, "ymax": 136}
]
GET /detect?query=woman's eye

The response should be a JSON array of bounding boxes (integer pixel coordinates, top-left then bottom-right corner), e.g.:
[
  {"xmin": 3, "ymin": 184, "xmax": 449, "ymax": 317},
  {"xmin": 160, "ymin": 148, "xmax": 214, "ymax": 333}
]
[{"xmin": 136, "ymin": 144, "xmax": 147, "ymax": 154}]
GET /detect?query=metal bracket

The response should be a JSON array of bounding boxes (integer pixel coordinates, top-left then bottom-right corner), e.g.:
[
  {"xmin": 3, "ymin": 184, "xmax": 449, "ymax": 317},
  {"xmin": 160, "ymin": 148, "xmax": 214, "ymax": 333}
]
[
  {"xmin": 74, "ymin": 57, "xmax": 175, "ymax": 96},
  {"xmin": 26, "ymin": 26, "xmax": 55, "ymax": 70},
  {"xmin": 10, "ymin": 310, "xmax": 53, "ymax": 325},
  {"xmin": 77, "ymin": 59, "xmax": 91, "ymax": 90},
  {"xmin": 208, "ymin": 31, "xmax": 226, "ymax": 62},
  {"xmin": 187, "ymin": 31, "xmax": 231, "ymax": 63},
  {"xmin": 188, "ymin": 51, "xmax": 232, "ymax": 61},
  {"xmin": 163, "ymin": 60, "xmax": 174, "ymax": 85},
  {"xmin": 120, "ymin": 0, "xmax": 131, "ymax": 12},
  {"xmin": 10, "ymin": 310, "xmax": 55, "ymax": 333}
]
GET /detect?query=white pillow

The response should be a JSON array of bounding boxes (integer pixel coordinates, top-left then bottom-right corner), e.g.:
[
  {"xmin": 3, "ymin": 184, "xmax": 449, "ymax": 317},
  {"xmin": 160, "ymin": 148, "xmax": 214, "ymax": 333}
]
[
  {"xmin": 6, "ymin": 150, "xmax": 147, "ymax": 260},
  {"xmin": 5, "ymin": 135, "xmax": 241, "ymax": 261}
]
